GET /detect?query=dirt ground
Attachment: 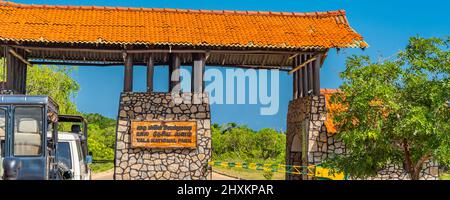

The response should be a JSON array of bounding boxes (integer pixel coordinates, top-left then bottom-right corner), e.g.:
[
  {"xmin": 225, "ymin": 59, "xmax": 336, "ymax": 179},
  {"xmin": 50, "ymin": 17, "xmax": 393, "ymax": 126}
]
[{"xmin": 92, "ymin": 169, "xmax": 238, "ymax": 180}]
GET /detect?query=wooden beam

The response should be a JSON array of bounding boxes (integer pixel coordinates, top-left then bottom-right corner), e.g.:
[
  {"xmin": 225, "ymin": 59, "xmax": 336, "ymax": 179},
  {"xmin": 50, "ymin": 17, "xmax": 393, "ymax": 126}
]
[
  {"xmin": 307, "ymin": 56, "xmax": 313, "ymax": 95},
  {"xmin": 293, "ymin": 56, "xmax": 298, "ymax": 99},
  {"xmin": 192, "ymin": 53, "xmax": 205, "ymax": 93},
  {"xmin": 297, "ymin": 55, "xmax": 303, "ymax": 97},
  {"xmin": 20, "ymin": 58, "xmax": 27, "ymax": 93},
  {"xmin": 29, "ymin": 60, "xmax": 292, "ymax": 71},
  {"xmin": 288, "ymin": 54, "xmax": 318, "ymax": 74},
  {"xmin": 8, "ymin": 48, "xmax": 32, "ymax": 67},
  {"xmin": 11, "ymin": 45, "xmax": 320, "ymax": 55},
  {"xmin": 288, "ymin": 53, "xmax": 299, "ymax": 60},
  {"xmin": 313, "ymin": 54, "xmax": 321, "ymax": 96},
  {"xmin": 146, "ymin": 55, "xmax": 154, "ymax": 92},
  {"xmin": 30, "ymin": 61, "xmax": 127, "ymax": 66},
  {"xmin": 169, "ymin": 53, "xmax": 181, "ymax": 93},
  {"xmin": 123, "ymin": 53, "xmax": 133, "ymax": 92},
  {"xmin": 241, "ymin": 54, "xmax": 248, "ymax": 65},
  {"xmin": 221, "ymin": 64, "xmax": 291, "ymax": 71},
  {"xmin": 205, "ymin": 52, "xmax": 211, "ymax": 62},
  {"xmin": 302, "ymin": 54, "xmax": 308, "ymax": 97},
  {"xmin": 6, "ymin": 49, "xmax": 14, "ymax": 91}
]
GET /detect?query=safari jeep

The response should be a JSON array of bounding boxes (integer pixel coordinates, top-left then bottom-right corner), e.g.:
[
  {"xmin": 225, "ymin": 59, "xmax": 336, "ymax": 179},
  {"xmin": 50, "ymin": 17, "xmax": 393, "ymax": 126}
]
[
  {"xmin": 56, "ymin": 115, "xmax": 92, "ymax": 180},
  {"xmin": 0, "ymin": 95, "xmax": 77, "ymax": 180}
]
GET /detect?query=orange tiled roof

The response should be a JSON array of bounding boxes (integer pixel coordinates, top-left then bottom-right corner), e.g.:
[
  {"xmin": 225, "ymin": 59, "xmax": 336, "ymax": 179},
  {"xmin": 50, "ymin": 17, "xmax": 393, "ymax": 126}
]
[
  {"xmin": 0, "ymin": 1, "xmax": 367, "ymax": 50},
  {"xmin": 321, "ymin": 88, "xmax": 342, "ymax": 134}
]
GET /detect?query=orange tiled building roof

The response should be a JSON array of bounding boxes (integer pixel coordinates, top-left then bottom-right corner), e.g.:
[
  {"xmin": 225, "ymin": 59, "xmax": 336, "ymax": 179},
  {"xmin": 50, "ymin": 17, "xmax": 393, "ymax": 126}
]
[{"xmin": 0, "ymin": 1, "xmax": 367, "ymax": 50}]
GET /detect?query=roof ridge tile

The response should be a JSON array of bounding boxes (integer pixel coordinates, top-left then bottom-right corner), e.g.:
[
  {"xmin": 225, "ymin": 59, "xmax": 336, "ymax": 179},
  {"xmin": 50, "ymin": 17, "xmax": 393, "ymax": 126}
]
[{"xmin": 1, "ymin": 1, "xmax": 347, "ymax": 18}]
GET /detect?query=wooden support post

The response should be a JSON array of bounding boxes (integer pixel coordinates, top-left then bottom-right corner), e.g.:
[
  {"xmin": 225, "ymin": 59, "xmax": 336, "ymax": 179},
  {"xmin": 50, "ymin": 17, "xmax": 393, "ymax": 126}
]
[
  {"xmin": 20, "ymin": 59, "xmax": 27, "ymax": 93},
  {"xmin": 307, "ymin": 55, "xmax": 313, "ymax": 95},
  {"xmin": 302, "ymin": 54, "xmax": 308, "ymax": 97},
  {"xmin": 6, "ymin": 47, "xmax": 27, "ymax": 94},
  {"xmin": 293, "ymin": 56, "xmax": 298, "ymax": 99},
  {"xmin": 169, "ymin": 53, "xmax": 181, "ymax": 93},
  {"xmin": 123, "ymin": 53, "xmax": 133, "ymax": 92},
  {"xmin": 146, "ymin": 55, "xmax": 154, "ymax": 92},
  {"xmin": 6, "ymin": 47, "xmax": 13, "ymax": 91},
  {"xmin": 192, "ymin": 53, "xmax": 205, "ymax": 93},
  {"xmin": 313, "ymin": 54, "xmax": 321, "ymax": 96},
  {"xmin": 298, "ymin": 55, "xmax": 303, "ymax": 98}
]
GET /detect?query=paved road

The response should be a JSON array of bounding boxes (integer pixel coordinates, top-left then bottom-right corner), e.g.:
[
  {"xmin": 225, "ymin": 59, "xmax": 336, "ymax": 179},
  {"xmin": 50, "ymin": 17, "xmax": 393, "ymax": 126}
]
[
  {"xmin": 210, "ymin": 171, "xmax": 240, "ymax": 180},
  {"xmin": 92, "ymin": 169, "xmax": 114, "ymax": 180},
  {"xmin": 92, "ymin": 169, "xmax": 238, "ymax": 180}
]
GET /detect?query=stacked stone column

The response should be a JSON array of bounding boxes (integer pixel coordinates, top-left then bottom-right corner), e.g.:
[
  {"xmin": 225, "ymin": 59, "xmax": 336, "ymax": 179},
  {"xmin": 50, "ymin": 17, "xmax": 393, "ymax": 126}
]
[
  {"xmin": 114, "ymin": 92, "xmax": 211, "ymax": 180},
  {"xmin": 286, "ymin": 95, "xmax": 330, "ymax": 180}
]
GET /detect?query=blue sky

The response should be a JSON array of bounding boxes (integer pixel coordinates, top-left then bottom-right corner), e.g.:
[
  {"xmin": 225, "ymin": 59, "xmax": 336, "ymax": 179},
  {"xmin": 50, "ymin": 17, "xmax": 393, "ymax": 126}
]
[{"xmin": 13, "ymin": 0, "xmax": 450, "ymax": 131}]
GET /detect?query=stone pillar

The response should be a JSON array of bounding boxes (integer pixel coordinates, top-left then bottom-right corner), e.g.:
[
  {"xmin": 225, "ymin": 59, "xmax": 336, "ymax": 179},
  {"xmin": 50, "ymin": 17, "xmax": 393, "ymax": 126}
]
[
  {"xmin": 114, "ymin": 92, "xmax": 211, "ymax": 180},
  {"xmin": 285, "ymin": 97, "xmax": 302, "ymax": 180},
  {"xmin": 286, "ymin": 95, "xmax": 326, "ymax": 180}
]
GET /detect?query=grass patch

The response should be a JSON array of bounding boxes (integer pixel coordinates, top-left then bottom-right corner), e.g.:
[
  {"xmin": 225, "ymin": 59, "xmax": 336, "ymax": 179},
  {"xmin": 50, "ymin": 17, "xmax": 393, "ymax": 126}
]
[
  {"xmin": 439, "ymin": 173, "xmax": 450, "ymax": 180},
  {"xmin": 90, "ymin": 163, "xmax": 114, "ymax": 173},
  {"xmin": 213, "ymin": 166, "xmax": 285, "ymax": 180}
]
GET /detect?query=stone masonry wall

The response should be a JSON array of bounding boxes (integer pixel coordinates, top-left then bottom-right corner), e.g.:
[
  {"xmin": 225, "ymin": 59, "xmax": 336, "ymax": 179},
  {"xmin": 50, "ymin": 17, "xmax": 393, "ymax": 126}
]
[
  {"xmin": 286, "ymin": 96, "xmax": 309, "ymax": 180},
  {"xmin": 286, "ymin": 95, "xmax": 439, "ymax": 180},
  {"xmin": 114, "ymin": 92, "xmax": 211, "ymax": 180},
  {"xmin": 286, "ymin": 95, "xmax": 335, "ymax": 180},
  {"xmin": 359, "ymin": 161, "xmax": 439, "ymax": 180}
]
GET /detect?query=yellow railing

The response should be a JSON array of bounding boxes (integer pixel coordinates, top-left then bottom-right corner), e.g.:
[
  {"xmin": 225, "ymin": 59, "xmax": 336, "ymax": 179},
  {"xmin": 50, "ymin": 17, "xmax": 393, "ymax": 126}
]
[{"xmin": 208, "ymin": 161, "xmax": 346, "ymax": 180}]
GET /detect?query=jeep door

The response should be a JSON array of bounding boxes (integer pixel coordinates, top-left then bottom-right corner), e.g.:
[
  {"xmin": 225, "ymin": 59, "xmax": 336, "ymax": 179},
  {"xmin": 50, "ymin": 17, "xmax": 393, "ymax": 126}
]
[{"xmin": 9, "ymin": 106, "xmax": 47, "ymax": 180}]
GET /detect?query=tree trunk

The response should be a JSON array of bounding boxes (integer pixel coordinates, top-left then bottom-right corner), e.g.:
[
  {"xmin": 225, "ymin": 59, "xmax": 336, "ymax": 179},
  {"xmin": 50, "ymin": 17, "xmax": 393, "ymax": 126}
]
[
  {"xmin": 410, "ymin": 169, "xmax": 421, "ymax": 180},
  {"xmin": 402, "ymin": 139, "xmax": 430, "ymax": 180},
  {"xmin": 402, "ymin": 139, "xmax": 418, "ymax": 180}
]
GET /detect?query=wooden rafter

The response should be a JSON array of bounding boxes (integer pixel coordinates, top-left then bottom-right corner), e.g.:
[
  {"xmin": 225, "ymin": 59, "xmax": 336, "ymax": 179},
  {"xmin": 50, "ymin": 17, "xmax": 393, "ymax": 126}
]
[
  {"xmin": 288, "ymin": 54, "xmax": 318, "ymax": 74},
  {"xmin": 8, "ymin": 48, "xmax": 32, "ymax": 67}
]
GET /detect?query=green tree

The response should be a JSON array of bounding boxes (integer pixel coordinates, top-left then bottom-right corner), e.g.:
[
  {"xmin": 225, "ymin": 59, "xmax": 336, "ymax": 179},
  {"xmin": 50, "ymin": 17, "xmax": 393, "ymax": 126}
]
[
  {"xmin": 329, "ymin": 36, "xmax": 450, "ymax": 180},
  {"xmin": 0, "ymin": 60, "xmax": 115, "ymax": 171},
  {"xmin": 212, "ymin": 123, "xmax": 286, "ymax": 163},
  {"xmin": 0, "ymin": 62, "xmax": 79, "ymax": 115},
  {"xmin": 256, "ymin": 128, "xmax": 285, "ymax": 160},
  {"xmin": 83, "ymin": 113, "xmax": 116, "ymax": 161}
]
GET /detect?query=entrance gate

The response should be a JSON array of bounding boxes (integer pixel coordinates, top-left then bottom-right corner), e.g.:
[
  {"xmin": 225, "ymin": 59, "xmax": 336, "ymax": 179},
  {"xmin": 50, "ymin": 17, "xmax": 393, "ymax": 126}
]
[{"xmin": 0, "ymin": 1, "xmax": 366, "ymax": 180}]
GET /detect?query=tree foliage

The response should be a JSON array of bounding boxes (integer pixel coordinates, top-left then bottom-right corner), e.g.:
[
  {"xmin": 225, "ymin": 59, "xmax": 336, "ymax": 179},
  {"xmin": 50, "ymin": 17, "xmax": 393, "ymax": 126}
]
[
  {"xmin": 328, "ymin": 36, "xmax": 450, "ymax": 180},
  {"xmin": 84, "ymin": 113, "xmax": 116, "ymax": 161},
  {"xmin": 212, "ymin": 123, "xmax": 285, "ymax": 164},
  {"xmin": 0, "ymin": 61, "xmax": 115, "ymax": 164},
  {"xmin": 0, "ymin": 63, "xmax": 79, "ymax": 115}
]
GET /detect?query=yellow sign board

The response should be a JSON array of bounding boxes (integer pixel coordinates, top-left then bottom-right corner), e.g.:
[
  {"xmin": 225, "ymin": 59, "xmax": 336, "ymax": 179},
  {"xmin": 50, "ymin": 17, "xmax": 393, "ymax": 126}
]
[{"xmin": 130, "ymin": 121, "xmax": 197, "ymax": 148}]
